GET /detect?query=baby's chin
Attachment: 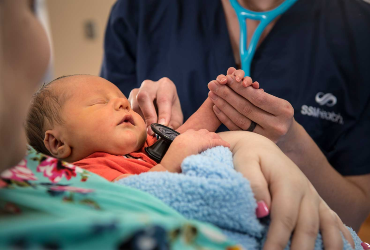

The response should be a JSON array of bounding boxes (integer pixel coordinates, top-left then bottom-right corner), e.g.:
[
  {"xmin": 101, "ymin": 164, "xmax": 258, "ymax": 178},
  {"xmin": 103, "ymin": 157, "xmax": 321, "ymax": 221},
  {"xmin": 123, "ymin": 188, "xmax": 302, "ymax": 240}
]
[{"xmin": 109, "ymin": 135, "xmax": 148, "ymax": 156}]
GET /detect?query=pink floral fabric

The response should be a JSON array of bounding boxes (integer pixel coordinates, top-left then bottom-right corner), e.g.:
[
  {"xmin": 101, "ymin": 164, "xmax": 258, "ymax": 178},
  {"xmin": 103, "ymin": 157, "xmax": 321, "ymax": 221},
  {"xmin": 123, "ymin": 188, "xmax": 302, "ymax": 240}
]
[
  {"xmin": 37, "ymin": 157, "xmax": 82, "ymax": 183},
  {"xmin": 1, "ymin": 160, "xmax": 37, "ymax": 182}
]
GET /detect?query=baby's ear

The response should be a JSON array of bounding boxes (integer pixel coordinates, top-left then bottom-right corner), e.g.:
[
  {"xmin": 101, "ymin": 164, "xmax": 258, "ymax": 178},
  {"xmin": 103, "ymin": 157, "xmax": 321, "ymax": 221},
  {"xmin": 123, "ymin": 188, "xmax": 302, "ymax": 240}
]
[{"xmin": 44, "ymin": 130, "xmax": 71, "ymax": 159}]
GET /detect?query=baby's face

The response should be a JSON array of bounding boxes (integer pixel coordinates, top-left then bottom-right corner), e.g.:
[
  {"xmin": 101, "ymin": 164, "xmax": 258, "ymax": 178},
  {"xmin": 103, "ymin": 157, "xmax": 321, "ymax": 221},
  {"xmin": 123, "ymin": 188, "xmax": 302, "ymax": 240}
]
[{"xmin": 55, "ymin": 75, "xmax": 147, "ymax": 161}]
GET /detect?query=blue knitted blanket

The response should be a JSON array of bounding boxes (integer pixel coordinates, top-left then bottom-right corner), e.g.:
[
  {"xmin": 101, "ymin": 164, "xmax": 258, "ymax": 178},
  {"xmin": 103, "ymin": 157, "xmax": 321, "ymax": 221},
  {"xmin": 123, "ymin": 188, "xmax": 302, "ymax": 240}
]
[{"xmin": 116, "ymin": 146, "xmax": 362, "ymax": 249}]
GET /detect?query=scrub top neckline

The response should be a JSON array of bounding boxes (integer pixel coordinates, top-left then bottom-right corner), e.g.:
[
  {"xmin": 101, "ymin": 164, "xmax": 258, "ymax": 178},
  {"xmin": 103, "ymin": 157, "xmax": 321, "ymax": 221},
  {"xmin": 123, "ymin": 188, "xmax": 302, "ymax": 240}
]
[{"xmin": 212, "ymin": 0, "xmax": 300, "ymax": 78}]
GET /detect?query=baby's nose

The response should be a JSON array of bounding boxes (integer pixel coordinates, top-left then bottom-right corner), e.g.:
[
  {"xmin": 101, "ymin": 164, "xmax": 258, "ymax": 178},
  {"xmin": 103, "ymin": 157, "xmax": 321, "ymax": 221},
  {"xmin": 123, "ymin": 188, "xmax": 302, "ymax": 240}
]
[{"xmin": 114, "ymin": 97, "xmax": 130, "ymax": 111}]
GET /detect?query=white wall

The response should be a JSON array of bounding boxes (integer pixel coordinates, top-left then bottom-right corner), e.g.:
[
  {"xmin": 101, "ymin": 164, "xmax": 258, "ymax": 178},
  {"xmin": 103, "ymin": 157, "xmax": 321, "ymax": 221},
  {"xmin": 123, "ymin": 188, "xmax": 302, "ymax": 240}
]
[{"xmin": 46, "ymin": 0, "xmax": 116, "ymax": 77}]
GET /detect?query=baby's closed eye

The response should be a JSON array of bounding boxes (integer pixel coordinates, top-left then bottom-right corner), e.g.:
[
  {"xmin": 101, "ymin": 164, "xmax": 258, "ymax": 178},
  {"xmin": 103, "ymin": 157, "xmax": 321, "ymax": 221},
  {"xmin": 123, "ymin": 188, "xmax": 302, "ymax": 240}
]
[{"xmin": 88, "ymin": 99, "xmax": 108, "ymax": 106}]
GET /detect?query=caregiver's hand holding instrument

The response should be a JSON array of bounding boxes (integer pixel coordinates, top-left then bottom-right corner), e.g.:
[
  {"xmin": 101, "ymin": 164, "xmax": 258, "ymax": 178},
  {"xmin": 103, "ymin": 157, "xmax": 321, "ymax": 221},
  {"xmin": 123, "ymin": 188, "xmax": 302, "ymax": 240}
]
[{"xmin": 128, "ymin": 77, "xmax": 183, "ymax": 135}]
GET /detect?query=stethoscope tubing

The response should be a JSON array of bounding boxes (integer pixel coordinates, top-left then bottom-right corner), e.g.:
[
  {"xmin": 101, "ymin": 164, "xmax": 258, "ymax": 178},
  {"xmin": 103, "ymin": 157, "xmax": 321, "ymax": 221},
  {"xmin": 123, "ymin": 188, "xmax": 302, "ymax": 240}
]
[{"xmin": 229, "ymin": 0, "xmax": 298, "ymax": 76}]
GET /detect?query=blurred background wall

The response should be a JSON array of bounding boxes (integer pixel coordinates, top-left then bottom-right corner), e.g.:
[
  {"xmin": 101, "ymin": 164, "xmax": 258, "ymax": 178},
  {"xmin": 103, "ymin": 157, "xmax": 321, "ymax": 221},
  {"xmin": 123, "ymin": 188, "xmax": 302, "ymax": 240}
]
[{"xmin": 46, "ymin": 0, "xmax": 116, "ymax": 77}]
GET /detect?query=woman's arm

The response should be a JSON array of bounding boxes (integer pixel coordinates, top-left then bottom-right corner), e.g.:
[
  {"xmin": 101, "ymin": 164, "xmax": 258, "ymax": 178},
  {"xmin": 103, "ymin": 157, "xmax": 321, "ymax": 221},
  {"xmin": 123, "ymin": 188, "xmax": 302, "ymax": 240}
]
[{"xmin": 279, "ymin": 121, "xmax": 370, "ymax": 231}]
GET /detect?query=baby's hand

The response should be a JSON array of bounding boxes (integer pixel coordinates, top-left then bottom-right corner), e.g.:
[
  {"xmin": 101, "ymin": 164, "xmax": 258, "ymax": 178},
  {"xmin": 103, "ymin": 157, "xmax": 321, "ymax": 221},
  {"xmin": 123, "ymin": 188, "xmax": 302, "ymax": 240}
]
[
  {"xmin": 215, "ymin": 67, "xmax": 260, "ymax": 89},
  {"xmin": 159, "ymin": 129, "xmax": 230, "ymax": 173}
]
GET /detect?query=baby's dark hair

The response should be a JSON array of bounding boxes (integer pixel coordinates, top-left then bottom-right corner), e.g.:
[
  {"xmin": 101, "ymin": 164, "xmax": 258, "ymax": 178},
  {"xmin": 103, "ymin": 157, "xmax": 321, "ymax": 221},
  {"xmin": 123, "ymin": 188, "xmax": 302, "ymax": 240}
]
[{"xmin": 25, "ymin": 75, "xmax": 73, "ymax": 156}]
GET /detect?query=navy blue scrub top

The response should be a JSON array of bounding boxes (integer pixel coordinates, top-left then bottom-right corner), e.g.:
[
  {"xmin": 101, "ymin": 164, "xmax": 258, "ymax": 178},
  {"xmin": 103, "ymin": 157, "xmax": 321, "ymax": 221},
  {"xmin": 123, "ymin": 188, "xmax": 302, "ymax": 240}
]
[{"xmin": 101, "ymin": 0, "xmax": 370, "ymax": 176}]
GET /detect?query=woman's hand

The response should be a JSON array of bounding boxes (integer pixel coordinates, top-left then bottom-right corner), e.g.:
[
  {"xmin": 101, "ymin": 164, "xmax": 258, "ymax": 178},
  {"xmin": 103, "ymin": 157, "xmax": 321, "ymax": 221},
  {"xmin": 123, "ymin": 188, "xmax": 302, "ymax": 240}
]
[
  {"xmin": 260, "ymin": 145, "xmax": 355, "ymax": 250},
  {"xmin": 208, "ymin": 67, "xmax": 295, "ymax": 144},
  {"xmin": 159, "ymin": 129, "xmax": 230, "ymax": 173},
  {"xmin": 219, "ymin": 131, "xmax": 355, "ymax": 250},
  {"xmin": 128, "ymin": 77, "xmax": 183, "ymax": 135}
]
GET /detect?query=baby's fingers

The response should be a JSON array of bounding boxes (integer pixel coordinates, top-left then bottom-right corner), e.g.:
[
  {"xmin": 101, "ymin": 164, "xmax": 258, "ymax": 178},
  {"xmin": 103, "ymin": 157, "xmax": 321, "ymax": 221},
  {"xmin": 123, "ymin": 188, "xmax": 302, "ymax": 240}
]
[
  {"xmin": 241, "ymin": 78, "xmax": 259, "ymax": 89},
  {"xmin": 216, "ymin": 74, "xmax": 228, "ymax": 85},
  {"xmin": 242, "ymin": 76, "xmax": 253, "ymax": 87},
  {"xmin": 233, "ymin": 69, "xmax": 245, "ymax": 82},
  {"xmin": 227, "ymin": 67, "xmax": 237, "ymax": 75},
  {"xmin": 252, "ymin": 81, "xmax": 260, "ymax": 89}
]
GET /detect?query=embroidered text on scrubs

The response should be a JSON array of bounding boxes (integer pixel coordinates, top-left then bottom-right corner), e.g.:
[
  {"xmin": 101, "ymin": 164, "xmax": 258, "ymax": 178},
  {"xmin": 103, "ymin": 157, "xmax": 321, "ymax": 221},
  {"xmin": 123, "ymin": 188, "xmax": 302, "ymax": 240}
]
[{"xmin": 300, "ymin": 105, "xmax": 344, "ymax": 124}]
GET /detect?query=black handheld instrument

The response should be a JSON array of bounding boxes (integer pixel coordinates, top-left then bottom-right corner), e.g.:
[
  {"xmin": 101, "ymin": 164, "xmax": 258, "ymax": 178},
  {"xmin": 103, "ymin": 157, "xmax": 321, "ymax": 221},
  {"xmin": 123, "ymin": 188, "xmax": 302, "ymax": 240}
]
[{"xmin": 145, "ymin": 123, "xmax": 180, "ymax": 163}]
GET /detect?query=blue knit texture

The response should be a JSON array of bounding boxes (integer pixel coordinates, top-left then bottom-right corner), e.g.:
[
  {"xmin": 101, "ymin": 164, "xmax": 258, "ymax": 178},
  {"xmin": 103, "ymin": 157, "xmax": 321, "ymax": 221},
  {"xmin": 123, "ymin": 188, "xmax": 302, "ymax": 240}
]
[{"xmin": 117, "ymin": 146, "xmax": 363, "ymax": 249}]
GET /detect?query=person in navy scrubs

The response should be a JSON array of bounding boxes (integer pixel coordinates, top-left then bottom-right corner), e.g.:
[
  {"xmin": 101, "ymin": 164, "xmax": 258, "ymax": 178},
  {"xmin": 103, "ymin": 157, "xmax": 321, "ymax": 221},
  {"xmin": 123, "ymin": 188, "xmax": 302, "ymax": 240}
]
[{"xmin": 101, "ymin": 0, "xmax": 370, "ymax": 235}]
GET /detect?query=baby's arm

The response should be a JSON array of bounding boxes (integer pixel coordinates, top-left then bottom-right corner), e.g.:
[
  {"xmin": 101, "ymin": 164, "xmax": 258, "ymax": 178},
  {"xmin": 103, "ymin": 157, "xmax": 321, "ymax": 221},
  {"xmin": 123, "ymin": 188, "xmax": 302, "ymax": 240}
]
[{"xmin": 176, "ymin": 98, "xmax": 221, "ymax": 133}]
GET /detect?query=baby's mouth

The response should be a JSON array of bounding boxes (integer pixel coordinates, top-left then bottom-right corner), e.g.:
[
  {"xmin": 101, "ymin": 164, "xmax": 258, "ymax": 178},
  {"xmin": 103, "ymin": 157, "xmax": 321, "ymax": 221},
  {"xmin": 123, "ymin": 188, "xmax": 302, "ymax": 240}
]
[{"xmin": 118, "ymin": 115, "xmax": 135, "ymax": 126}]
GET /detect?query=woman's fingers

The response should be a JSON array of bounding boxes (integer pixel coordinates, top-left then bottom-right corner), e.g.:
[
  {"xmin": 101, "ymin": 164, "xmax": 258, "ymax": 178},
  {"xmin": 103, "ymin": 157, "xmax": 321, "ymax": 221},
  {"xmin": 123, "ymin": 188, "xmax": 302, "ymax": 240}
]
[
  {"xmin": 128, "ymin": 88, "xmax": 143, "ymax": 116},
  {"xmin": 155, "ymin": 77, "xmax": 183, "ymax": 129},
  {"xmin": 225, "ymin": 75, "xmax": 294, "ymax": 117},
  {"xmin": 207, "ymin": 84, "xmax": 270, "ymax": 131},
  {"xmin": 136, "ymin": 81, "xmax": 160, "ymax": 135},
  {"xmin": 288, "ymin": 193, "xmax": 354, "ymax": 250},
  {"xmin": 209, "ymin": 92, "xmax": 263, "ymax": 132},
  {"xmin": 261, "ymin": 159, "xmax": 308, "ymax": 250},
  {"xmin": 209, "ymin": 79, "xmax": 295, "ymax": 142},
  {"xmin": 319, "ymin": 202, "xmax": 344, "ymax": 250},
  {"xmin": 131, "ymin": 77, "xmax": 183, "ymax": 134},
  {"xmin": 263, "ymin": 184, "xmax": 301, "ymax": 250},
  {"xmin": 235, "ymin": 158, "xmax": 271, "ymax": 214},
  {"xmin": 290, "ymin": 193, "xmax": 320, "ymax": 250},
  {"xmin": 156, "ymin": 80, "xmax": 177, "ymax": 125},
  {"xmin": 212, "ymin": 105, "xmax": 241, "ymax": 131},
  {"xmin": 335, "ymin": 212, "xmax": 355, "ymax": 249},
  {"xmin": 168, "ymin": 97, "xmax": 183, "ymax": 130},
  {"xmin": 208, "ymin": 79, "xmax": 275, "ymax": 117}
]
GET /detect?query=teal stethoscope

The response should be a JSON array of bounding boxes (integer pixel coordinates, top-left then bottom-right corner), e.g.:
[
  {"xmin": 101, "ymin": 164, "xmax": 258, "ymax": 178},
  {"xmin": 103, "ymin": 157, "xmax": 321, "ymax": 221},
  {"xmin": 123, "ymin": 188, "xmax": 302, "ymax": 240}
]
[{"xmin": 230, "ymin": 0, "xmax": 298, "ymax": 76}]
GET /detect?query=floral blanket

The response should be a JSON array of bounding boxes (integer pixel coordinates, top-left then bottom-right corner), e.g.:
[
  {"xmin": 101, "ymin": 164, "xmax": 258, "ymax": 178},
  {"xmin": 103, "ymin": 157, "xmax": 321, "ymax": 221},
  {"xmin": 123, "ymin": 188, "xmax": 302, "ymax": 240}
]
[{"xmin": 0, "ymin": 148, "xmax": 240, "ymax": 250}]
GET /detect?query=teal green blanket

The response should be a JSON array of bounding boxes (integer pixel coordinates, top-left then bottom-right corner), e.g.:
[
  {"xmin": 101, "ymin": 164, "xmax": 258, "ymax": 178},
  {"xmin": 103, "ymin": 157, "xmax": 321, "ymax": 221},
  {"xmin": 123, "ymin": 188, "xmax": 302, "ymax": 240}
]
[{"xmin": 0, "ymin": 148, "xmax": 239, "ymax": 249}]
